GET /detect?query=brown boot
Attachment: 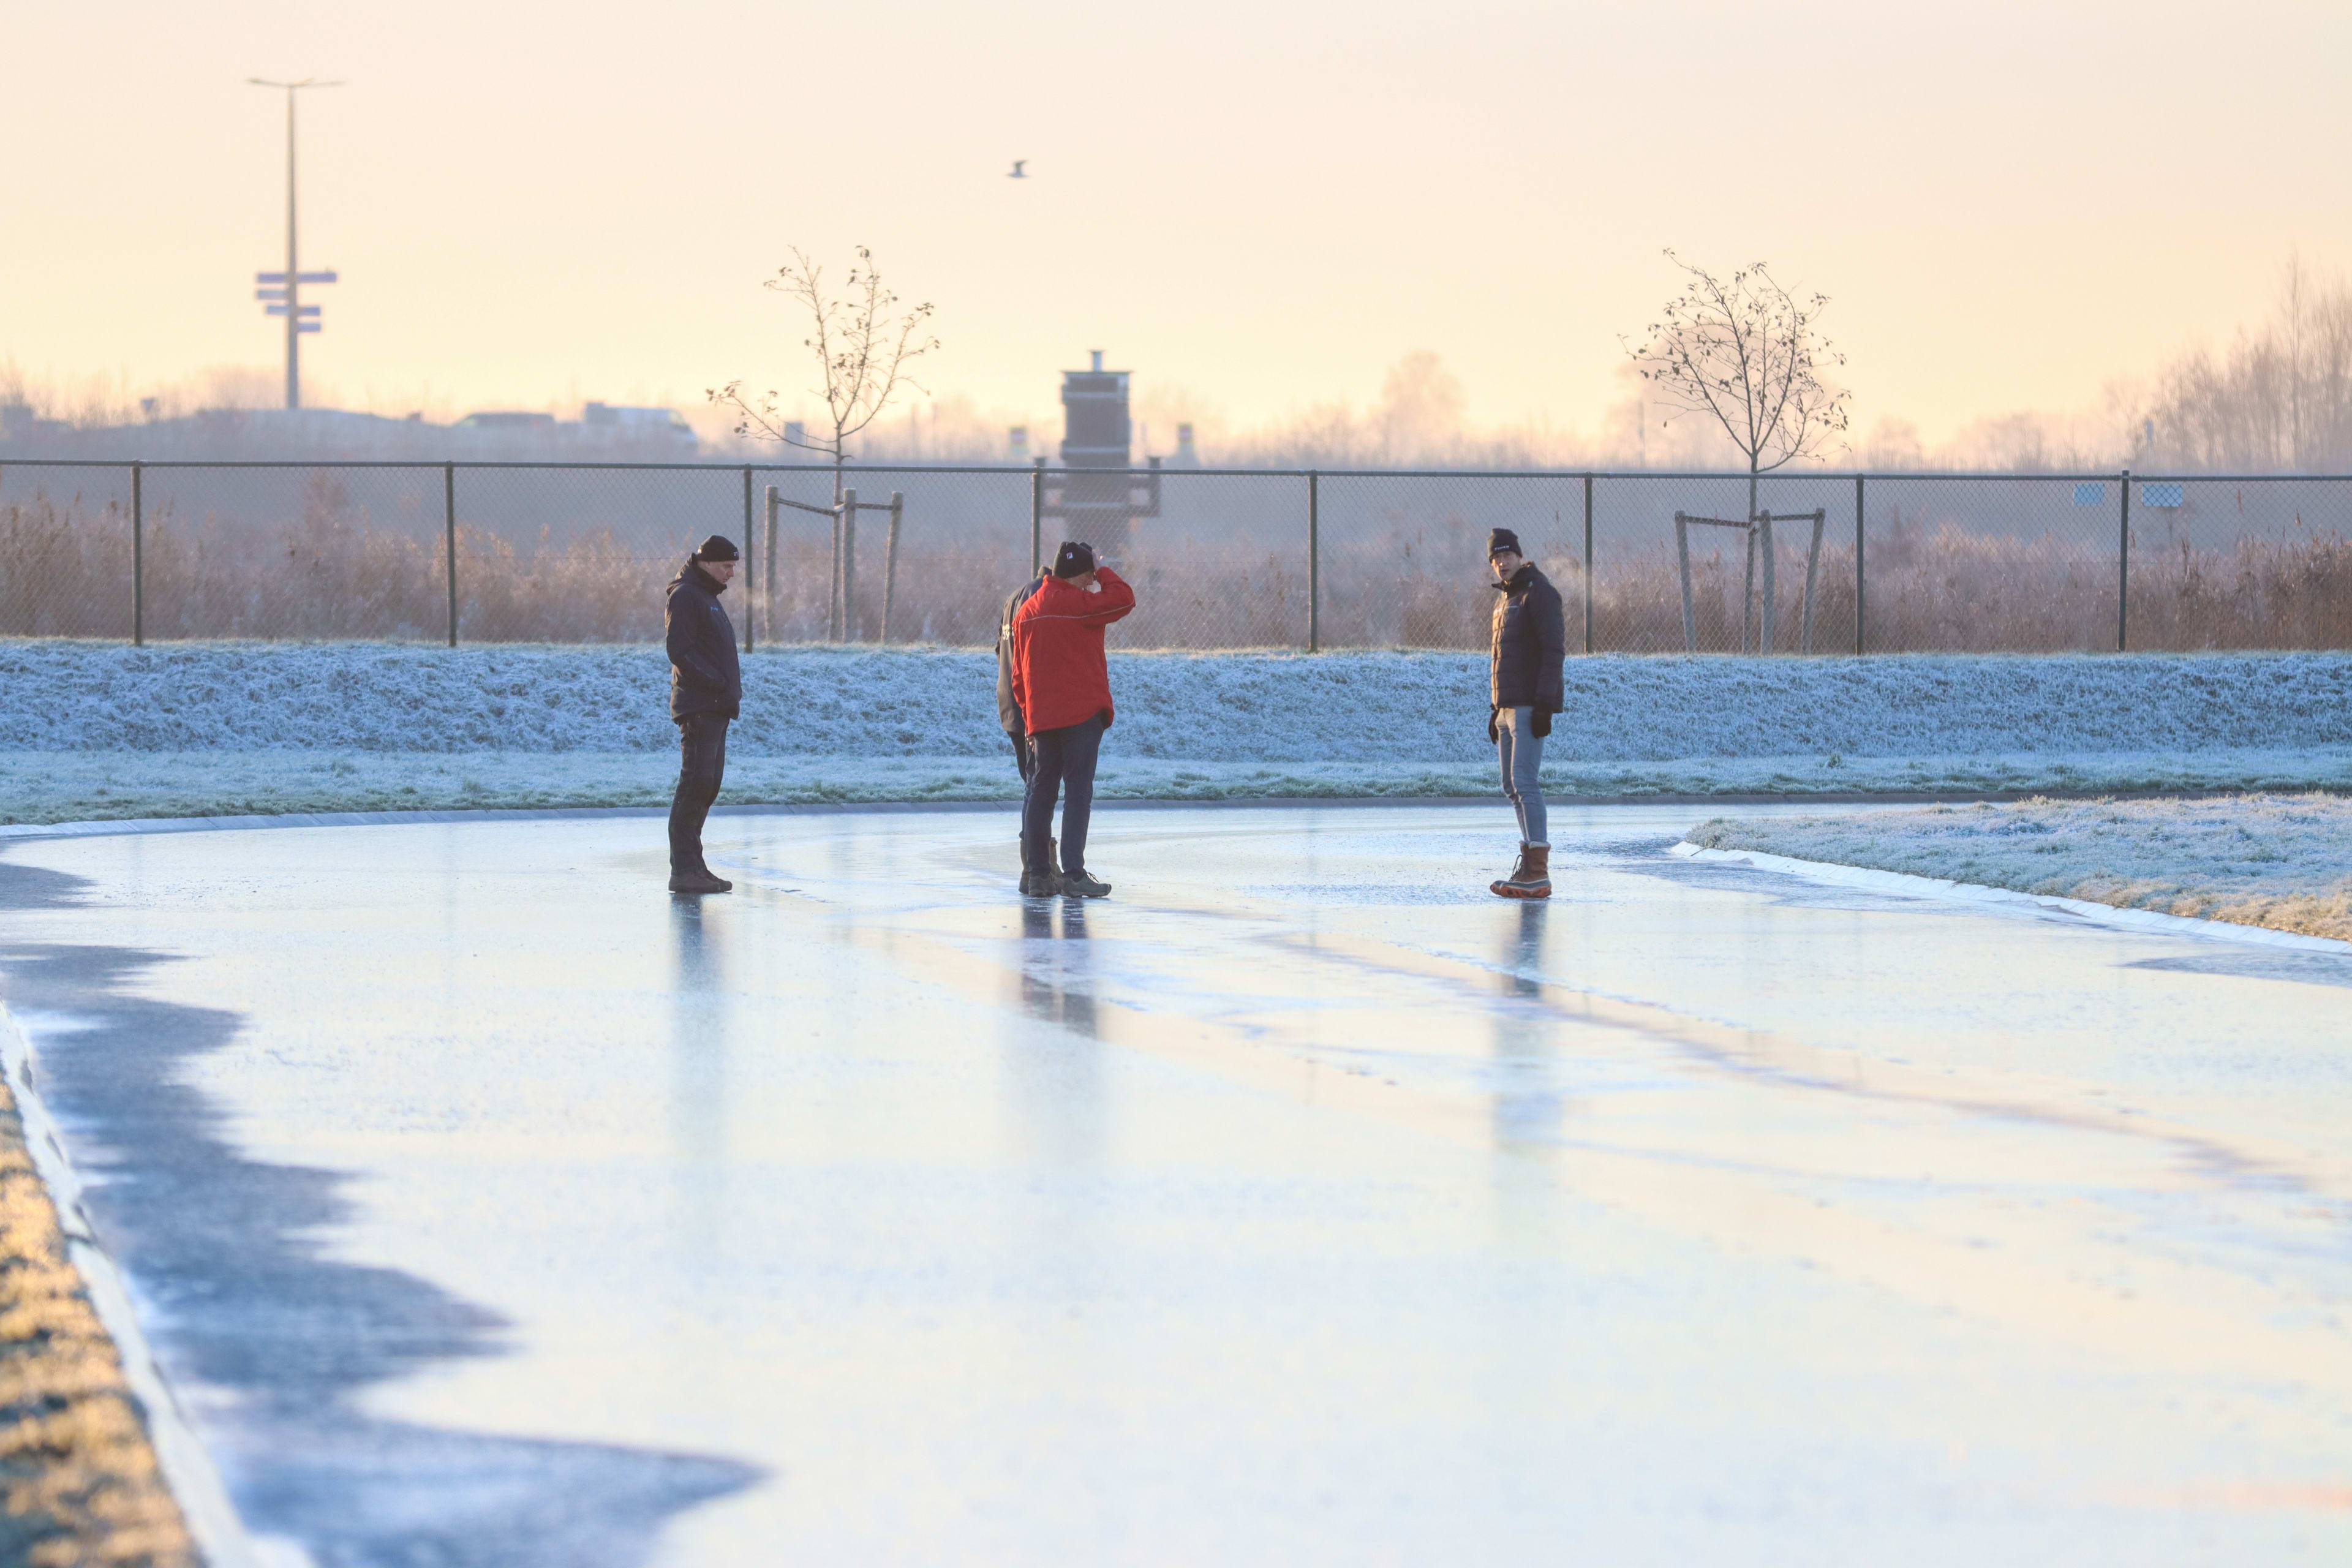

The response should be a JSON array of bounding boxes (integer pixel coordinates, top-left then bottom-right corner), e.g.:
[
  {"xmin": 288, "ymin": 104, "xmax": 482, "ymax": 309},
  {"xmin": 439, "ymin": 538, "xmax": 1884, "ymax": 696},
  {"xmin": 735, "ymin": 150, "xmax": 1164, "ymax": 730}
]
[
  {"xmin": 1017, "ymin": 837, "xmax": 1062, "ymax": 896},
  {"xmin": 1490, "ymin": 843, "xmax": 1551, "ymax": 899}
]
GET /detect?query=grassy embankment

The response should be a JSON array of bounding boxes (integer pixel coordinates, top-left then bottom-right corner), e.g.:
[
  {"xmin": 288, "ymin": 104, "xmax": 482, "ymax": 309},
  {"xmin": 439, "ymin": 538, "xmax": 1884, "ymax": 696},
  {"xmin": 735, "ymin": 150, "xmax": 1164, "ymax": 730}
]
[{"xmin": 1688, "ymin": 793, "xmax": 2352, "ymax": 942}]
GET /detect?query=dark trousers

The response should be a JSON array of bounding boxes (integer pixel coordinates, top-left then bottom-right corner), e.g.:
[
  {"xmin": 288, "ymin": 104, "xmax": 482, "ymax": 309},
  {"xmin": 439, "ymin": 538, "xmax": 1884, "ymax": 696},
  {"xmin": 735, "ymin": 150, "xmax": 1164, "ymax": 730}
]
[
  {"xmin": 1009, "ymin": 730, "xmax": 1035, "ymax": 786},
  {"xmin": 669, "ymin": 714, "xmax": 729, "ymax": 873},
  {"xmin": 1021, "ymin": 713, "xmax": 1105, "ymax": 876}
]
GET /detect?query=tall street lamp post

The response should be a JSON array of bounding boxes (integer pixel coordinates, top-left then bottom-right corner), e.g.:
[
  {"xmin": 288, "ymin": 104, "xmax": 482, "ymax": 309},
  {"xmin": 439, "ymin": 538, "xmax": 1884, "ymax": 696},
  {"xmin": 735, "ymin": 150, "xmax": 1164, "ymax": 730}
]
[{"xmin": 247, "ymin": 77, "xmax": 341, "ymax": 410}]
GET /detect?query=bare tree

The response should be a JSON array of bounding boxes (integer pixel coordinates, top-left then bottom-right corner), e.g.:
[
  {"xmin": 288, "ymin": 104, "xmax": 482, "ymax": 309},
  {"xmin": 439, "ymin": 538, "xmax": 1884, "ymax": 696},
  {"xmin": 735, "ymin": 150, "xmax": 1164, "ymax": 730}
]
[
  {"xmin": 709, "ymin": 246, "xmax": 940, "ymax": 503},
  {"xmin": 2140, "ymin": 255, "xmax": 2352, "ymax": 472},
  {"xmin": 1625, "ymin": 251, "xmax": 1851, "ymax": 529}
]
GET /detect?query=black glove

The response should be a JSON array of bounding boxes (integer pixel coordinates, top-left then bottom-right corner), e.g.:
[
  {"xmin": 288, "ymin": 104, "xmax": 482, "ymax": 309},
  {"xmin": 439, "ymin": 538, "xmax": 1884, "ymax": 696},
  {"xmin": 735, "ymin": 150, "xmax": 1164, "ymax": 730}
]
[
  {"xmin": 1487, "ymin": 707, "xmax": 1499, "ymax": 745},
  {"xmin": 1532, "ymin": 707, "xmax": 1553, "ymax": 739}
]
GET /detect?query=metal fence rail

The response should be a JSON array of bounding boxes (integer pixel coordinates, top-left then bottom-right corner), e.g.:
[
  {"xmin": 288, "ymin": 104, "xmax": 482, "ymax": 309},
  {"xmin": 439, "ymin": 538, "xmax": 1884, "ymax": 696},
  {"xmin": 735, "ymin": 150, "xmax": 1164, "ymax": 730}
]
[{"xmin": 1, "ymin": 460, "xmax": 2346, "ymax": 654}]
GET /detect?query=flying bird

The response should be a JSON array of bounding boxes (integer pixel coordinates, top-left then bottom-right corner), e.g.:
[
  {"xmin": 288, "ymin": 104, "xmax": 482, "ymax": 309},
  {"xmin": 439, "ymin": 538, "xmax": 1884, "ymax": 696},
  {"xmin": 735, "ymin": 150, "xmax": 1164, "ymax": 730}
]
[{"xmin": 1008, "ymin": 160, "xmax": 1028, "ymax": 179}]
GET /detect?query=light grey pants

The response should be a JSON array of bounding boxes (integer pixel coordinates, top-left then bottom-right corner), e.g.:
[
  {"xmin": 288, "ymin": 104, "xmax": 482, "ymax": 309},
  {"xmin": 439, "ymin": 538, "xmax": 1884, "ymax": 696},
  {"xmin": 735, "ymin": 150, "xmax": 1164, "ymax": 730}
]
[{"xmin": 1497, "ymin": 705, "xmax": 1547, "ymax": 846}]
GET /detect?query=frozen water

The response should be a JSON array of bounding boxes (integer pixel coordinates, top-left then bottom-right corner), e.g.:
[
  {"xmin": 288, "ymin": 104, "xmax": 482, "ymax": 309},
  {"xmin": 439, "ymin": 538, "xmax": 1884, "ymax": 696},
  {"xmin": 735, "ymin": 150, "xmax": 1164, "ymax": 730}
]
[{"xmin": 0, "ymin": 802, "xmax": 2348, "ymax": 1565}]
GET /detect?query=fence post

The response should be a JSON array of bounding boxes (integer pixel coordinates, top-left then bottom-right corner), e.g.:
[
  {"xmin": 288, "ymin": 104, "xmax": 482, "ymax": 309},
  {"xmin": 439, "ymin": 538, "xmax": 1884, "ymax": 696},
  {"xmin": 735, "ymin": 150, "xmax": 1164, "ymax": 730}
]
[
  {"xmin": 741, "ymin": 465, "xmax": 755, "ymax": 654},
  {"xmin": 1306, "ymin": 470, "xmax": 1319, "ymax": 653},
  {"xmin": 841, "ymin": 488, "xmax": 858, "ymax": 643},
  {"xmin": 837, "ymin": 491, "xmax": 856, "ymax": 639},
  {"xmin": 1675, "ymin": 512, "xmax": 1697, "ymax": 652},
  {"xmin": 443, "ymin": 462, "xmax": 458, "ymax": 648},
  {"xmin": 1741, "ymin": 526, "xmax": 1756, "ymax": 653},
  {"xmin": 764, "ymin": 485, "xmax": 779, "ymax": 646},
  {"xmin": 130, "ymin": 461, "xmax": 144, "ymax": 647},
  {"xmin": 1581, "ymin": 472, "xmax": 1593, "ymax": 655},
  {"xmin": 1800, "ymin": 510, "xmax": 1824, "ymax": 655},
  {"xmin": 1854, "ymin": 473, "xmax": 1866, "ymax": 655},
  {"xmin": 881, "ymin": 492, "xmax": 903, "ymax": 644},
  {"xmin": 1030, "ymin": 459, "xmax": 1044, "ymax": 574},
  {"xmin": 2116, "ymin": 468, "xmax": 2131, "ymax": 652}
]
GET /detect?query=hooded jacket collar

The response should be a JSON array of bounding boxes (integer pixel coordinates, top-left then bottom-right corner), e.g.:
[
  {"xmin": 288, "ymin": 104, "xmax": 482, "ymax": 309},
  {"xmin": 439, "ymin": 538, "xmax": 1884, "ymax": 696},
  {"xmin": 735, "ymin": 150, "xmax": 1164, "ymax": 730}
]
[
  {"xmin": 673, "ymin": 556, "xmax": 728, "ymax": 596},
  {"xmin": 1491, "ymin": 562, "xmax": 1537, "ymax": 595}
]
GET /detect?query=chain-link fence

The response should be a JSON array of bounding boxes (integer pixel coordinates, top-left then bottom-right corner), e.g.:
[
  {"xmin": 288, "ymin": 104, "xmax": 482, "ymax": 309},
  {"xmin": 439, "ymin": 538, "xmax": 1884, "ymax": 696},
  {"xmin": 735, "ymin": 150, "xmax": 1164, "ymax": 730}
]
[{"xmin": 2, "ymin": 460, "xmax": 2347, "ymax": 652}]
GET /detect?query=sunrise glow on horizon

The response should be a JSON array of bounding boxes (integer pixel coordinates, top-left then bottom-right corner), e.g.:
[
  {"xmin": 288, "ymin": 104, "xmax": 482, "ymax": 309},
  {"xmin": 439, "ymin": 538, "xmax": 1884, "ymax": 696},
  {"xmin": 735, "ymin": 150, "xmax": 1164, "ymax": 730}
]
[{"xmin": 8, "ymin": 0, "xmax": 2350, "ymax": 453}]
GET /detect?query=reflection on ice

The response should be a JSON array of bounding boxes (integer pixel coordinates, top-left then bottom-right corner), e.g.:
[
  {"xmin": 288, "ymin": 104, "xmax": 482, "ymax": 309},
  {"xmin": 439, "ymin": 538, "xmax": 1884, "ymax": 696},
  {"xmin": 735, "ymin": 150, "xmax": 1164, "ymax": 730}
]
[{"xmin": 0, "ymin": 804, "xmax": 2343, "ymax": 1566}]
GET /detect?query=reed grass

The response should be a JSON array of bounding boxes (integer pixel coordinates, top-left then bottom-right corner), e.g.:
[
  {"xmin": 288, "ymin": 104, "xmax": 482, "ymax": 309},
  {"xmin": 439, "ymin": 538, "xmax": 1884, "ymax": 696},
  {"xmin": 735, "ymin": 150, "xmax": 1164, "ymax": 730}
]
[{"xmin": 4, "ymin": 488, "xmax": 2346, "ymax": 652}]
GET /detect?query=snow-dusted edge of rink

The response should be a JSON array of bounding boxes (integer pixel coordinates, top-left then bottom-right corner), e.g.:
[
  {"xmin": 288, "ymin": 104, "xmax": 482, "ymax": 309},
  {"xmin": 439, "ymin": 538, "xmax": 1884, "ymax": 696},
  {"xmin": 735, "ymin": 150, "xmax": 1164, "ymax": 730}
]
[
  {"xmin": 0, "ymin": 1004, "xmax": 262, "ymax": 1567},
  {"xmin": 1669, "ymin": 842, "xmax": 2352, "ymax": 956}
]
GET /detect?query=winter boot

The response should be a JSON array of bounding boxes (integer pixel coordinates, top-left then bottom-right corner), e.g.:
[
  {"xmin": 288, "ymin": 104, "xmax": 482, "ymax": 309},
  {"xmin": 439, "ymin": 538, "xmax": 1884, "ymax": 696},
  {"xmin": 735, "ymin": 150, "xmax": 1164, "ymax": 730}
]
[
  {"xmin": 1018, "ymin": 839, "xmax": 1061, "ymax": 896},
  {"xmin": 1488, "ymin": 843, "xmax": 1551, "ymax": 900},
  {"xmin": 1059, "ymin": 867, "xmax": 1112, "ymax": 898},
  {"xmin": 669, "ymin": 868, "xmax": 732, "ymax": 895}
]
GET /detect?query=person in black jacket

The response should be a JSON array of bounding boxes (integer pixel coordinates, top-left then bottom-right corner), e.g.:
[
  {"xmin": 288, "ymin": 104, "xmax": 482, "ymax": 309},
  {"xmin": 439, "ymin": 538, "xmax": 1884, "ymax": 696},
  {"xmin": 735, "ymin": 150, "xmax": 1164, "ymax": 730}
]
[
  {"xmin": 1484, "ymin": 527, "xmax": 1565, "ymax": 899},
  {"xmin": 997, "ymin": 568, "xmax": 1049, "ymax": 782},
  {"xmin": 997, "ymin": 567, "xmax": 1054, "ymax": 881},
  {"xmin": 665, "ymin": 535, "xmax": 743, "ymax": 895}
]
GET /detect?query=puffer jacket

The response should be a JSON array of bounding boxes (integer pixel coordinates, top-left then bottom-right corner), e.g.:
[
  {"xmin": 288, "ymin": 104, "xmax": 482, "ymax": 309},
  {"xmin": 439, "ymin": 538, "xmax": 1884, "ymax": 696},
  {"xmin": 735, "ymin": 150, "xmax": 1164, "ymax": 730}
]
[
  {"xmin": 996, "ymin": 571, "xmax": 1049, "ymax": 736},
  {"xmin": 665, "ymin": 557, "xmax": 742, "ymax": 720},
  {"xmin": 1010, "ymin": 567, "xmax": 1136, "ymax": 734},
  {"xmin": 1489, "ymin": 562, "xmax": 1566, "ymax": 712}
]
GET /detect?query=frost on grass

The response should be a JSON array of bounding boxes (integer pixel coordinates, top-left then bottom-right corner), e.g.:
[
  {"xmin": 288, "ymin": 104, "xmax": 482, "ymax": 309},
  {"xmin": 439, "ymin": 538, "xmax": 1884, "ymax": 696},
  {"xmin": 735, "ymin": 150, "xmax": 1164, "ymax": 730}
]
[
  {"xmin": 4, "ymin": 750, "xmax": 2351, "ymax": 827},
  {"xmin": 1687, "ymin": 794, "xmax": 2352, "ymax": 941},
  {"xmin": 6, "ymin": 643, "xmax": 2348, "ymax": 760},
  {"xmin": 0, "ymin": 643, "xmax": 2348, "ymax": 820}
]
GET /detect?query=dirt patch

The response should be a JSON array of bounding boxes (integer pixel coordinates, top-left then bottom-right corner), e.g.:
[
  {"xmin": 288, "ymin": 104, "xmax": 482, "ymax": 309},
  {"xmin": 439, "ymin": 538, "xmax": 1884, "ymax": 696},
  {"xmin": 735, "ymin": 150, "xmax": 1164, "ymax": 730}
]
[{"xmin": 0, "ymin": 1074, "xmax": 192, "ymax": 1566}]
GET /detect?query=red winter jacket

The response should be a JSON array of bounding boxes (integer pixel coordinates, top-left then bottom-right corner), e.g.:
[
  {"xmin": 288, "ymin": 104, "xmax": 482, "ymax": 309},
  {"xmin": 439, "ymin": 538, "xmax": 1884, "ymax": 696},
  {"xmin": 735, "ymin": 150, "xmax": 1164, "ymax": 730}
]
[{"xmin": 1009, "ymin": 567, "xmax": 1136, "ymax": 735}]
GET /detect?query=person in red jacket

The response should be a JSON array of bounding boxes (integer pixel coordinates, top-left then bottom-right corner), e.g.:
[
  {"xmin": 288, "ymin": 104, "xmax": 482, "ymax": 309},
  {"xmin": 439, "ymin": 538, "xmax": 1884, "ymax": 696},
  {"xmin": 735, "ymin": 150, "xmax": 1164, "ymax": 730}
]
[{"xmin": 1009, "ymin": 541, "xmax": 1136, "ymax": 897}]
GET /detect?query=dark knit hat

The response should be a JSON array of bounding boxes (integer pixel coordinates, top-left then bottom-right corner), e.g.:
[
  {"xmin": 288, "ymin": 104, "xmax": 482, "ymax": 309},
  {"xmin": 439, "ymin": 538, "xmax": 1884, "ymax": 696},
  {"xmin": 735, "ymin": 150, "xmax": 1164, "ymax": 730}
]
[
  {"xmin": 1487, "ymin": 527, "xmax": 1523, "ymax": 559},
  {"xmin": 694, "ymin": 534, "xmax": 740, "ymax": 562},
  {"xmin": 1053, "ymin": 540, "xmax": 1096, "ymax": 578}
]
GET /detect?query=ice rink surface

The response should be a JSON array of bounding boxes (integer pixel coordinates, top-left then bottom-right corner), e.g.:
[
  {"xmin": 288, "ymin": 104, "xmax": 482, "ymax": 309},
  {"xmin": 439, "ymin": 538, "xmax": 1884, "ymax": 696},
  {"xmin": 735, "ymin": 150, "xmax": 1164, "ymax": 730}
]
[{"xmin": 0, "ymin": 802, "xmax": 2347, "ymax": 1566}]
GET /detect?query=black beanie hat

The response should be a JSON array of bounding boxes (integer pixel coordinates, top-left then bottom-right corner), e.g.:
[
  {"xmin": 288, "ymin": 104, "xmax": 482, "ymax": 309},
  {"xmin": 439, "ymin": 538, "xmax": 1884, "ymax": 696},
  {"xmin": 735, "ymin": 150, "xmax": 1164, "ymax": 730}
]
[
  {"xmin": 1053, "ymin": 540, "xmax": 1096, "ymax": 578},
  {"xmin": 1487, "ymin": 527, "xmax": 1523, "ymax": 559},
  {"xmin": 694, "ymin": 534, "xmax": 740, "ymax": 563}
]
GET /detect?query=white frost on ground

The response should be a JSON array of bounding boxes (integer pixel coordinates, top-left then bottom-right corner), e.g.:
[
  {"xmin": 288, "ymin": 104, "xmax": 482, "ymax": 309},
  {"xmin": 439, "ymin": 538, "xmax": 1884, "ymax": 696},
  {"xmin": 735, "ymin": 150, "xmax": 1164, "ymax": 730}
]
[
  {"xmin": 0, "ymin": 641, "xmax": 2346, "ymax": 821},
  {"xmin": 6, "ymin": 748, "xmax": 2350, "ymax": 826},
  {"xmin": 1686, "ymin": 794, "xmax": 2352, "ymax": 942}
]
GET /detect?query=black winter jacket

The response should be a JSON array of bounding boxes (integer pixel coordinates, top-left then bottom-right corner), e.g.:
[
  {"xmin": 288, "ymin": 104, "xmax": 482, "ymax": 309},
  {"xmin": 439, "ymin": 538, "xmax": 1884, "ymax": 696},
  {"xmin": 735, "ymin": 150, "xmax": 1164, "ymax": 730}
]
[
  {"xmin": 666, "ymin": 558, "xmax": 742, "ymax": 721},
  {"xmin": 995, "ymin": 571, "xmax": 1047, "ymax": 735},
  {"xmin": 1489, "ymin": 563, "xmax": 1566, "ymax": 712}
]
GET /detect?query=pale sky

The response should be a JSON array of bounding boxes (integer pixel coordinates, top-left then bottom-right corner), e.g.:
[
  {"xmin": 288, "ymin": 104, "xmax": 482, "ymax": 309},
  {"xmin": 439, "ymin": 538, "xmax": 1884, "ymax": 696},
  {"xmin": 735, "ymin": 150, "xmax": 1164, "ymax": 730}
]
[{"xmin": 7, "ymin": 0, "xmax": 2349, "ymax": 447}]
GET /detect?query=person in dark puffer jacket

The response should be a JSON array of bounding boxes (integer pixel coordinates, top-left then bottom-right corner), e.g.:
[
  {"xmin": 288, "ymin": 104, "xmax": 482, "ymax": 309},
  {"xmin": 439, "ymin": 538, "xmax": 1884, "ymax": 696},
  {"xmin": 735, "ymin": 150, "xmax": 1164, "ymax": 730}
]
[
  {"xmin": 665, "ymin": 535, "xmax": 743, "ymax": 895},
  {"xmin": 997, "ymin": 565, "xmax": 1053, "ymax": 875},
  {"xmin": 1484, "ymin": 526, "xmax": 1565, "ymax": 899},
  {"xmin": 997, "ymin": 567, "xmax": 1050, "ymax": 778}
]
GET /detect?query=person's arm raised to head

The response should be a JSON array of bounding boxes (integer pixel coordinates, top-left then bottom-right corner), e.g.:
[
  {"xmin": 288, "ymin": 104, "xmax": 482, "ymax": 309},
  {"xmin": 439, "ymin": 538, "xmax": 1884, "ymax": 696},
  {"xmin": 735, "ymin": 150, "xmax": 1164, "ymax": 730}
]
[{"xmin": 1075, "ymin": 565, "xmax": 1137, "ymax": 626}]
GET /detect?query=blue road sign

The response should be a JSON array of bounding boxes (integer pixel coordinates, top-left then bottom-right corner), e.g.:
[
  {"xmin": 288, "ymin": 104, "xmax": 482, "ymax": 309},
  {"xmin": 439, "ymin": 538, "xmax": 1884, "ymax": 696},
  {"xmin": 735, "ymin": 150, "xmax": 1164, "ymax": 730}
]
[{"xmin": 2072, "ymin": 482, "xmax": 2106, "ymax": 506}]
